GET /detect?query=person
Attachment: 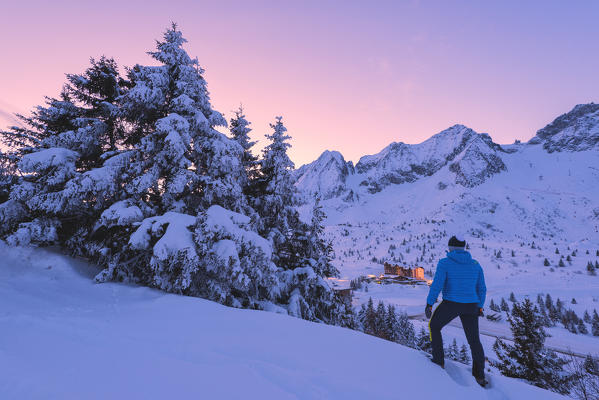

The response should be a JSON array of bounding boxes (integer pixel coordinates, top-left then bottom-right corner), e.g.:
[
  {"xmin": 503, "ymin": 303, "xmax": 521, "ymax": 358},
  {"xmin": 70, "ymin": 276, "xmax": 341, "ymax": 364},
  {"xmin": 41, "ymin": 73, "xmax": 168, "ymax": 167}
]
[{"xmin": 425, "ymin": 235, "xmax": 487, "ymax": 387}]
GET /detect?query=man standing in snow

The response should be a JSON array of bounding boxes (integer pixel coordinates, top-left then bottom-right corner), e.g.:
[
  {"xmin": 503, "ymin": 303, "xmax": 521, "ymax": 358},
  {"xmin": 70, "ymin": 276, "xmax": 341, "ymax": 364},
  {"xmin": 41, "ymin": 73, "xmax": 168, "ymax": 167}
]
[{"xmin": 425, "ymin": 236, "xmax": 487, "ymax": 386}]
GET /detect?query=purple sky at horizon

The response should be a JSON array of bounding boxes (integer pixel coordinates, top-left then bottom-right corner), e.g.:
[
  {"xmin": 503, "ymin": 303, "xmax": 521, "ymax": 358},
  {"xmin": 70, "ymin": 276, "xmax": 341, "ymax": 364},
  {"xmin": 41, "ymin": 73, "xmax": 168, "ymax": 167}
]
[{"xmin": 1, "ymin": 0, "xmax": 598, "ymax": 166}]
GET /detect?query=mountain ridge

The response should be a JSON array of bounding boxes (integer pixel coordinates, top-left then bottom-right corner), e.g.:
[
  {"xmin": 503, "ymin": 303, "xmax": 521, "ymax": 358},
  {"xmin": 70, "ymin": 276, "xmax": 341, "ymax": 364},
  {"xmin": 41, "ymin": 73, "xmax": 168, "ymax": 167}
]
[{"xmin": 295, "ymin": 103, "xmax": 599, "ymax": 199}]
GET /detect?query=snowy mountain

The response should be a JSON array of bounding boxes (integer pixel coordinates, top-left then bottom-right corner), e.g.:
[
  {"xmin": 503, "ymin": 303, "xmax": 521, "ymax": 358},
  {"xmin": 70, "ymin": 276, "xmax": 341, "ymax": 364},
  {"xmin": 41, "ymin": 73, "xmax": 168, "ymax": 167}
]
[
  {"xmin": 529, "ymin": 103, "xmax": 599, "ymax": 152},
  {"xmin": 295, "ymin": 124, "xmax": 508, "ymax": 198},
  {"xmin": 355, "ymin": 124, "xmax": 507, "ymax": 192},
  {"xmin": 296, "ymin": 103, "xmax": 599, "ymax": 200},
  {"xmin": 0, "ymin": 244, "xmax": 566, "ymax": 399},
  {"xmin": 294, "ymin": 150, "xmax": 354, "ymax": 200}
]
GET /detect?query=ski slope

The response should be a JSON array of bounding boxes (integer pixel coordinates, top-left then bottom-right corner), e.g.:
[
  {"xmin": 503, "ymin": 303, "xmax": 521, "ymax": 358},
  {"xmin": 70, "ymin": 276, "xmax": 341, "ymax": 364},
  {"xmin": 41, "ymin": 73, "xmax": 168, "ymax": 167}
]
[{"xmin": 0, "ymin": 244, "xmax": 565, "ymax": 399}]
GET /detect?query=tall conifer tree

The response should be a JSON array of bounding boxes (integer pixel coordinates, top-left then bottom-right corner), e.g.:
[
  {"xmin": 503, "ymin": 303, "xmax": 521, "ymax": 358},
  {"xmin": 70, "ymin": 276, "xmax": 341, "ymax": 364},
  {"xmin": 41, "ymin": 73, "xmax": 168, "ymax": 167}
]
[
  {"xmin": 229, "ymin": 105, "xmax": 258, "ymax": 191},
  {"xmin": 491, "ymin": 299, "xmax": 570, "ymax": 394},
  {"xmin": 118, "ymin": 23, "xmax": 246, "ymax": 215}
]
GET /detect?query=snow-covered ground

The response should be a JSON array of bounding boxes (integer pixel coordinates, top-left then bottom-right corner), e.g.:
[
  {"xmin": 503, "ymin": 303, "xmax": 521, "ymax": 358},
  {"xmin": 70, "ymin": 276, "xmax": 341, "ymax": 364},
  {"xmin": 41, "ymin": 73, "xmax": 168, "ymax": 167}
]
[{"xmin": 0, "ymin": 244, "xmax": 566, "ymax": 399}]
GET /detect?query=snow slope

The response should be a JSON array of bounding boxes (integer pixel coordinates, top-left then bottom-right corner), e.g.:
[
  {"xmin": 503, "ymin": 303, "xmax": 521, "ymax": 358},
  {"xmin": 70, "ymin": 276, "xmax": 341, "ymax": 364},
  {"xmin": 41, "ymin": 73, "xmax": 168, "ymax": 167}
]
[{"xmin": 0, "ymin": 244, "xmax": 565, "ymax": 399}]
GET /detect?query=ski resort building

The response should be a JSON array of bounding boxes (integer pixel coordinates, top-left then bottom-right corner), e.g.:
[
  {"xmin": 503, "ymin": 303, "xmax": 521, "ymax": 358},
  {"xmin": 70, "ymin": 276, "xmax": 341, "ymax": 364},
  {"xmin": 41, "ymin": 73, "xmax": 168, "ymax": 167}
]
[{"xmin": 384, "ymin": 263, "xmax": 425, "ymax": 280}]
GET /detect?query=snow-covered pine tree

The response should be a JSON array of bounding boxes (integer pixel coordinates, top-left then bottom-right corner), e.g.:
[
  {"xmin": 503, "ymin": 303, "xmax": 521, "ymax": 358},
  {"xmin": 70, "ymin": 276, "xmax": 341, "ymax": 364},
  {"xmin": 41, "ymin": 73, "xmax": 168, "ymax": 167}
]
[
  {"xmin": 279, "ymin": 262, "xmax": 354, "ymax": 326},
  {"xmin": 60, "ymin": 56, "xmax": 125, "ymax": 166},
  {"xmin": 93, "ymin": 24, "xmax": 255, "ymax": 287},
  {"xmin": 545, "ymin": 293, "xmax": 553, "ymax": 309},
  {"xmin": 375, "ymin": 301, "xmax": 387, "ymax": 339},
  {"xmin": 500, "ymin": 298, "xmax": 510, "ymax": 312},
  {"xmin": 489, "ymin": 298, "xmax": 499, "ymax": 312},
  {"xmin": 306, "ymin": 198, "xmax": 339, "ymax": 278},
  {"xmin": 416, "ymin": 326, "xmax": 432, "ymax": 354},
  {"xmin": 396, "ymin": 309, "xmax": 416, "ymax": 348},
  {"xmin": 446, "ymin": 338, "xmax": 459, "ymax": 361},
  {"xmin": 0, "ymin": 94, "xmax": 79, "ymax": 168},
  {"xmin": 362, "ymin": 297, "xmax": 376, "ymax": 335},
  {"xmin": 491, "ymin": 298, "xmax": 570, "ymax": 394},
  {"xmin": 556, "ymin": 297, "xmax": 564, "ymax": 313},
  {"xmin": 0, "ymin": 57, "xmax": 126, "ymax": 244},
  {"xmin": 561, "ymin": 310, "xmax": 578, "ymax": 334},
  {"xmin": 459, "ymin": 344, "xmax": 471, "ymax": 365},
  {"xmin": 568, "ymin": 354, "xmax": 599, "ymax": 400},
  {"xmin": 253, "ymin": 116, "xmax": 296, "ymax": 247},
  {"xmin": 118, "ymin": 23, "xmax": 246, "ymax": 216},
  {"xmin": 229, "ymin": 105, "xmax": 258, "ymax": 192},
  {"xmin": 577, "ymin": 318, "xmax": 588, "ymax": 334},
  {"xmin": 0, "ymin": 153, "xmax": 12, "ymax": 204},
  {"xmin": 253, "ymin": 117, "xmax": 352, "ymax": 325},
  {"xmin": 385, "ymin": 303, "xmax": 399, "ymax": 342},
  {"xmin": 558, "ymin": 258, "xmax": 565, "ymax": 267},
  {"xmin": 536, "ymin": 294, "xmax": 544, "ymax": 308},
  {"xmin": 592, "ymin": 310, "xmax": 599, "ymax": 336},
  {"xmin": 357, "ymin": 303, "xmax": 367, "ymax": 325},
  {"xmin": 584, "ymin": 355, "xmax": 599, "ymax": 376},
  {"xmin": 140, "ymin": 205, "xmax": 280, "ymax": 309}
]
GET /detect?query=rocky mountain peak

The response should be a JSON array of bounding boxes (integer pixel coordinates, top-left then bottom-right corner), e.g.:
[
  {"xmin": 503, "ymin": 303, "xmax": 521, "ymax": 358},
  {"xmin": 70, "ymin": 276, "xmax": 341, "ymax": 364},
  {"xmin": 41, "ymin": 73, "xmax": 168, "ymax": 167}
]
[
  {"xmin": 294, "ymin": 150, "xmax": 354, "ymax": 200},
  {"xmin": 294, "ymin": 125, "xmax": 508, "ymax": 200},
  {"xmin": 354, "ymin": 125, "xmax": 505, "ymax": 193},
  {"xmin": 530, "ymin": 103, "xmax": 599, "ymax": 152}
]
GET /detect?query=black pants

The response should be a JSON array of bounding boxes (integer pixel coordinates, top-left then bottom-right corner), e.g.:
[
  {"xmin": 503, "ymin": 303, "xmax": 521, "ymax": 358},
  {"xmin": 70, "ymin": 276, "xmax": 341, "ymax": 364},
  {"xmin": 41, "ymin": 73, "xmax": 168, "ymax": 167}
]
[{"xmin": 429, "ymin": 300, "xmax": 485, "ymax": 378}]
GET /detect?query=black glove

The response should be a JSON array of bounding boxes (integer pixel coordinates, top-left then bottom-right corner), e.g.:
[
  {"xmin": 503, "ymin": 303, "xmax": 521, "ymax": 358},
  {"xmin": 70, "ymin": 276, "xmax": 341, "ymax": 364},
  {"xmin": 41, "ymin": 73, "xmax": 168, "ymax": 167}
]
[
  {"xmin": 425, "ymin": 304, "xmax": 433, "ymax": 319},
  {"xmin": 478, "ymin": 308, "xmax": 484, "ymax": 317}
]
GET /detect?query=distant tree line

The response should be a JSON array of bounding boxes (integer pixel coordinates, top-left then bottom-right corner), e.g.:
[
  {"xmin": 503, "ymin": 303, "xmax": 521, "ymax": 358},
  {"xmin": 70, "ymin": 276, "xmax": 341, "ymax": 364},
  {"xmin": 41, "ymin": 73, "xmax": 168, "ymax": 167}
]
[{"xmin": 489, "ymin": 293, "xmax": 599, "ymax": 336}]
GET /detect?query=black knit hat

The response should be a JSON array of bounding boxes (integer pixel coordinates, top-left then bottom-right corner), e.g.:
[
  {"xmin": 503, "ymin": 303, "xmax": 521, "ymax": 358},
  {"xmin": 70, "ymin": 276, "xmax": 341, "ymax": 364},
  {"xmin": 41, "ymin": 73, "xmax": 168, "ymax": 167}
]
[{"xmin": 448, "ymin": 236, "xmax": 466, "ymax": 248}]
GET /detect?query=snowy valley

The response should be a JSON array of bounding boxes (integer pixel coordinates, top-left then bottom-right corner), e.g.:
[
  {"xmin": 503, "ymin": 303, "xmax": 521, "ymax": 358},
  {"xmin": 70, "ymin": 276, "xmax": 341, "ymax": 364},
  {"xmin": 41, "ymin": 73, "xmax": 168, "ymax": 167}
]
[{"xmin": 296, "ymin": 103, "xmax": 599, "ymax": 366}]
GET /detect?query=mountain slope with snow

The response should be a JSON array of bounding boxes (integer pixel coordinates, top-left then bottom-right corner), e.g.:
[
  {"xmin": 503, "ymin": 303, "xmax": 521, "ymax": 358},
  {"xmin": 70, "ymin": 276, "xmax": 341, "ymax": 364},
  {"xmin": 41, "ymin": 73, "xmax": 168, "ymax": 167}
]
[{"xmin": 0, "ymin": 244, "xmax": 565, "ymax": 399}]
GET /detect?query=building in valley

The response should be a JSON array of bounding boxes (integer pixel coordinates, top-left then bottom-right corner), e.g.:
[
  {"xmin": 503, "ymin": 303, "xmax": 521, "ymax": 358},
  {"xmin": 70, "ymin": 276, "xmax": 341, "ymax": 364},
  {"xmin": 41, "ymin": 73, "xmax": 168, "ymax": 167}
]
[{"xmin": 384, "ymin": 263, "xmax": 425, "ymax": 280}]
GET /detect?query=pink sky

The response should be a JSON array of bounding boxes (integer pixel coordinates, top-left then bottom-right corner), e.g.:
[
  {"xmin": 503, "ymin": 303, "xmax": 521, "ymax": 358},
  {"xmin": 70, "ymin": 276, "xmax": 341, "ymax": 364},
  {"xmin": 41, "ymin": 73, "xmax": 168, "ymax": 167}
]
[{"xmin": 1, "ymin": 1, "xmax": 598, "ymax": 166}]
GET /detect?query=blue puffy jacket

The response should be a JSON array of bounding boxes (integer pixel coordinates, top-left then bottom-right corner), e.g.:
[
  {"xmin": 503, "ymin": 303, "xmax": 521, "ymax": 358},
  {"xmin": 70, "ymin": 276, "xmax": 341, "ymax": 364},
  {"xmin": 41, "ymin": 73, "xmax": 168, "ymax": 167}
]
[{"xmin": 426, "ymin": 250, "xmax": 486, "ymax": 308}]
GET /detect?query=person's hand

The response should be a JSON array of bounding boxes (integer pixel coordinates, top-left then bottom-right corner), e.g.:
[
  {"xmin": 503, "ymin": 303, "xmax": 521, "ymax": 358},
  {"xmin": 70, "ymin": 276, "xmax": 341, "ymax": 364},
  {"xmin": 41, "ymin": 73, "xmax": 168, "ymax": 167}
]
[
  {"xmin": 478, "ymin": 308, "xmax": 484, "ymax": 317},
  {"xmin": 425, "ymin": 304, "xmax": 433, "ymax": 319}
]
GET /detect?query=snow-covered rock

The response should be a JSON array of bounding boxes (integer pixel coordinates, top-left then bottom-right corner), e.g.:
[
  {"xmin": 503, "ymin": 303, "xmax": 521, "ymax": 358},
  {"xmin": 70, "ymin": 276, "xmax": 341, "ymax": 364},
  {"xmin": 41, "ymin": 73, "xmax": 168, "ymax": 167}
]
[{"xmin": 530, "ymin": 103, "xmax": 599, "ymax": 152}]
